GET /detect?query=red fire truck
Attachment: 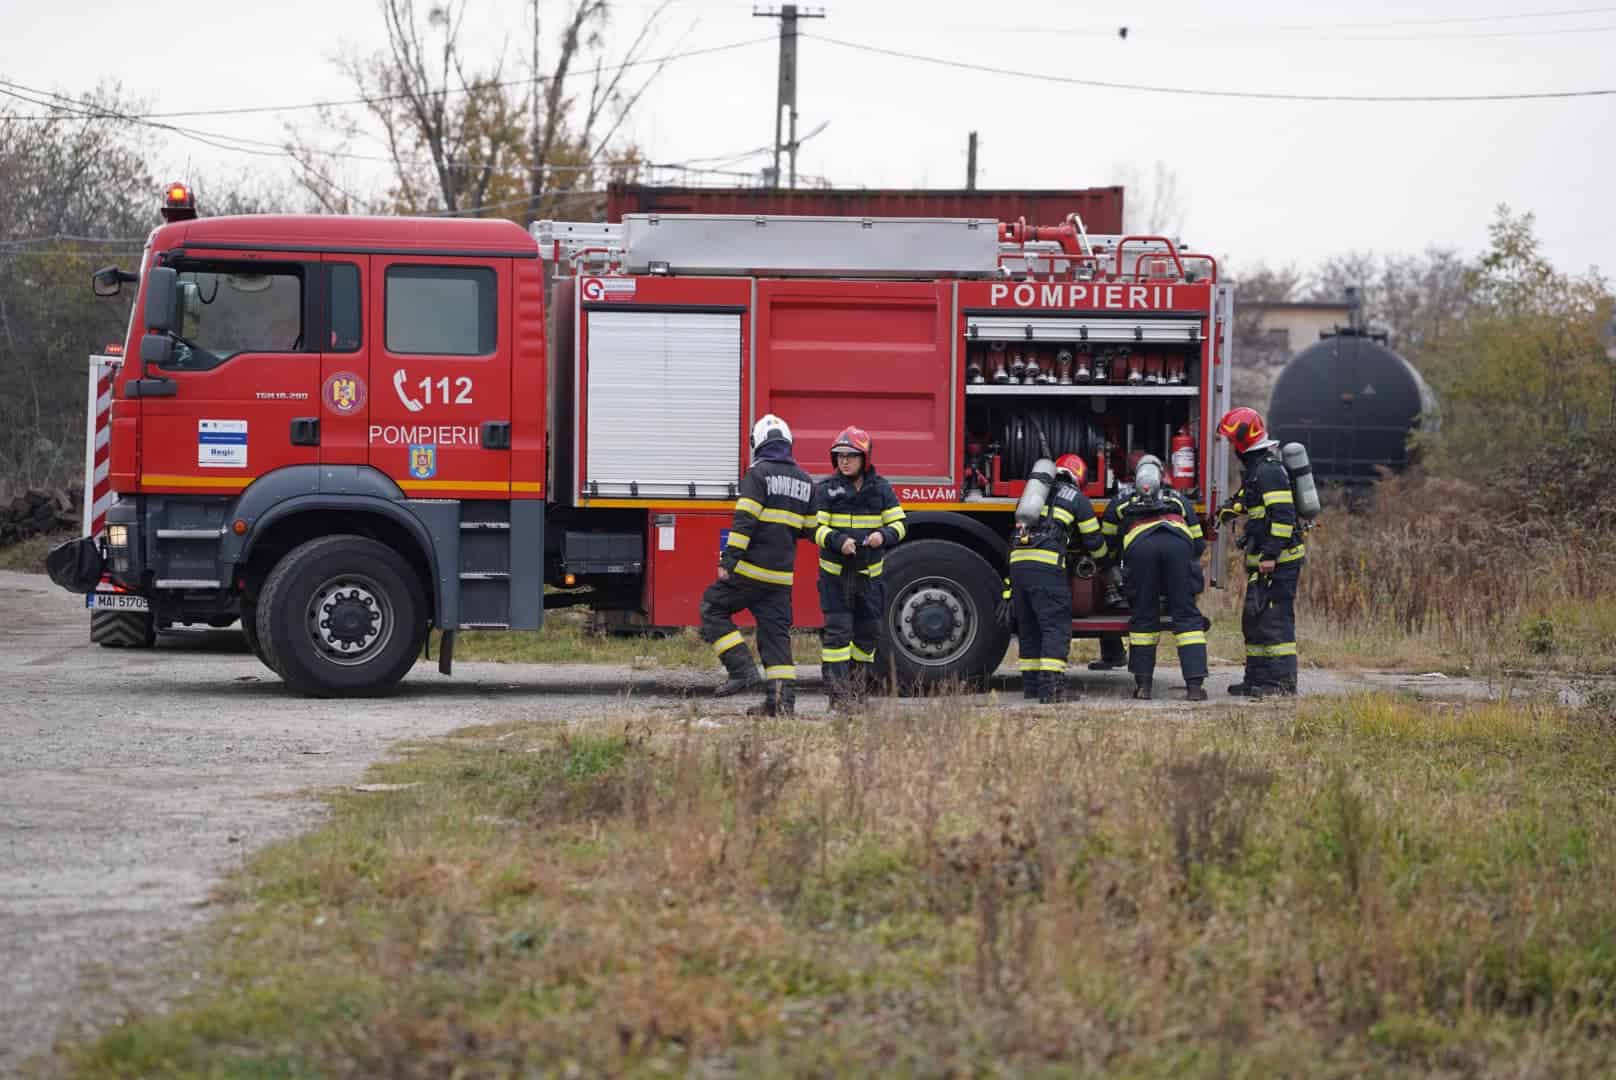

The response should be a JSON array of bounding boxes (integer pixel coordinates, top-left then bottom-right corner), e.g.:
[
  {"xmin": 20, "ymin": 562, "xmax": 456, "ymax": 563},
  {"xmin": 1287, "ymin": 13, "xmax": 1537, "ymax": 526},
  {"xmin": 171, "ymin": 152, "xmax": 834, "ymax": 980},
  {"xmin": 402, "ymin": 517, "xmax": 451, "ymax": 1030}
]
[{"xmin": 49, "ymin": 186, "xmax": 1235, "ymax": 697}]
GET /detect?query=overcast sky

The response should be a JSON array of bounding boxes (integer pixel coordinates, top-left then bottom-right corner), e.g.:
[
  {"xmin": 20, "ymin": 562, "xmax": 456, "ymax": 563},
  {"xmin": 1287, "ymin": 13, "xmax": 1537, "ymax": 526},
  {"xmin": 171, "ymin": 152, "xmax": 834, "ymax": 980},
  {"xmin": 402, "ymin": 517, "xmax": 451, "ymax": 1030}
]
[{"xmin": 3, "ymin": 0, "xmax": 1610, "ymax": 279}]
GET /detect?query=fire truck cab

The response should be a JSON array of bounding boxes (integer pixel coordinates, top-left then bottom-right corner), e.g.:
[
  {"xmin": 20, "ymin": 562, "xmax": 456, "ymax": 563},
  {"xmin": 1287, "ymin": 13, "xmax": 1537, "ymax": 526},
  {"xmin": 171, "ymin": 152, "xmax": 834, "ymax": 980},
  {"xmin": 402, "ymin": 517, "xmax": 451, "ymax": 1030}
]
[{"xmin": 49, "ymin": 195, "xmax": 1234, "ymax": 697}]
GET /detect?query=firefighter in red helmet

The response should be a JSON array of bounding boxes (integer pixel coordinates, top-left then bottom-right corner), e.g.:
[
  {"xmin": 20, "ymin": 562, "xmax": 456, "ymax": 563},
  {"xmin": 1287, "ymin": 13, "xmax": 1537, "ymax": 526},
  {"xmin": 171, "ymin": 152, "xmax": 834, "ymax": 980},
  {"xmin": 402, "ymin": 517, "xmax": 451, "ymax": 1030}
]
[
  {"xmin": 1216, "ymin": 406, "xmax": 1303, "ymax": 699},
  {"xmin": 1009, "ymin": 453, "xmax": 1106, "ymax": 704},
  {"xmin": 810, "ymin": 426, "xmax": 907, "ymax": 710}
]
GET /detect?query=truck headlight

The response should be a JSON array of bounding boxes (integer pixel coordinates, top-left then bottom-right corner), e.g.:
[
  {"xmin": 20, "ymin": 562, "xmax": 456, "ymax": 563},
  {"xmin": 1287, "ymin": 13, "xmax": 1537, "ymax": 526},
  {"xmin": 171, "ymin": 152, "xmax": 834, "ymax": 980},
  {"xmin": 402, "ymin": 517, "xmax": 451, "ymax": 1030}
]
[{"xmin": 106, "ymin": 525, "xmax": 130, "ymax": 572}]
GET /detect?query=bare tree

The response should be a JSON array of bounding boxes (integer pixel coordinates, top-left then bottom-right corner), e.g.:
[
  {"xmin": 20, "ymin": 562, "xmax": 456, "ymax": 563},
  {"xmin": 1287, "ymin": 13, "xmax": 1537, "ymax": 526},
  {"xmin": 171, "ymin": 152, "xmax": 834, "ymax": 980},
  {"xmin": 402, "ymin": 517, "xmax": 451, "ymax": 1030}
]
[
  {"xmin": 1115, "ymin": 160, "xmax": 1187, "ymax": 238},
  {"xmin": 289, "ymin": 0, "xmax": 669, "ymax": 221}
]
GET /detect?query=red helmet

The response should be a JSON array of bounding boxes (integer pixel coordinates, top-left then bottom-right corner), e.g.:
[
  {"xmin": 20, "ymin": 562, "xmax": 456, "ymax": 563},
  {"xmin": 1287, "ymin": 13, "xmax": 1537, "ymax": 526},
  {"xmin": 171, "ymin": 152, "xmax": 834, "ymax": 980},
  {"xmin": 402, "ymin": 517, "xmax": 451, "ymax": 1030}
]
[
  {"xmin": 1054, "ymin": 453, "xmax": 1086, "ymax": 486},
  {"xmin": 830, "ymin": 426, "xmax": 873, "ymax": 468},
  {"xmin": 1217, "ymin": 407, "xmax": 1274, "ymax": 455}
]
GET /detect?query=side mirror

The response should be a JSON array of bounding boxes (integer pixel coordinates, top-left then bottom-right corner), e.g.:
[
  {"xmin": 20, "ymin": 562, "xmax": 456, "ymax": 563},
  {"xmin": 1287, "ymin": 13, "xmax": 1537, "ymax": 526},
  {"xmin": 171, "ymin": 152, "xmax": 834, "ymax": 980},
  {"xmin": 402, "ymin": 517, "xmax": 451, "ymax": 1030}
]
[
  {"xmin": 143, "ymin": 266, "xmax": 179, "ymax": 334},
  {"xmin": 140, "ymin": 334, "xmax": 175, "ymax": 369},
  {"xmin": 92, "ymin": 266, "xmax": 130, "ymax": 297}
]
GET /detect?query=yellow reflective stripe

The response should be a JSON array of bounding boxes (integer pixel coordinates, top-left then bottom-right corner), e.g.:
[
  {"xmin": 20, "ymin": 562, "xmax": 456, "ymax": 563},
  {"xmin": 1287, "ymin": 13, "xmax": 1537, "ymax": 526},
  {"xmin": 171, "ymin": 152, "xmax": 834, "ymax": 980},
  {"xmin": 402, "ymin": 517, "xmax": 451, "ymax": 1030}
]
[
  {"xmin": 1278, "ymin": 544, "xmax": 1307, "ymax": 563},
  {"xmin": 850, "ymin": 644, "xmax": 876, "ymax": 663},
  {"xmin": 1248, "ymin": 505, "xmax": 1267, "ymax": 519},
  {"xmin": 1077, "ymin": 517, "xmax": 1100, "ymax": 534},
  {"xmin": 1187, "ymin": 523, "xmax": 1204, "ymax": 539},
  {"xmin": 821, "ymin": 645, "xmax": 853, "ymax": 662},
  {"xmin": 1247, "ymin": 642, "xmax": 1299, "ymax": 658},
  {"xmin": 863, "ymin": 561, "xmax": 884, "ymax": 577},
  {"xmin": 1009, "ymin": 548, "xmax": 1062, "ymax": 565},
  {"xmin": 819, "ymin": 558, "xmax": 843, "ymax": 575},
  {"xmin": 713, "ymin": 631, "xmax": 745, "ymax": 655},
  {"xmin": 1018, "ymin": 658, "xmax": 1041, "ymax": 672},
  {"xmin": 891, "ymin": 520, "xmax": 908, "ymax": 541},
  {"xmin": 1093, "ymin": 542, "xmax": 1109, "ymax": 560},
  {"xmin": 852, "ymin": 514, "xmax": 884, "ymax": 527},
  {"xmin": 735, "ymin": 497, "xmax": 764, "ymax": 518},
  {"xmin": 880, "ymin": 507, "xmax": 906, "ymax": 523},
  {"xmin": 1269, "ymin": 521, "xmax": 1295, "ymax": 539},
  {"xmin": 815, "ymin": 510, "xmax": 831, "ymax": 523},
  {"xmin": 763, "ymin": 665, "xmax": 797, "ymax": 681},
  {"xmin": 1101, "ymin": 522, "xmax": 1120, "ymax": 536},
  {"xmin": 1038, "ymin": 658, "xmax": 1067, "ymax": 672},
  {"xmin": 1263, "ymin": 489, "xmax": 1294, "ymax": 506},
  {"xmin": 1051, "ymin": 506, "xmax": 1075, "ymax": 526},
  {"xmin": 734, "ymin": 561, "xmax": 793, "ymax": 586},
  {"xmin": 759, "ymin": 508, "xmax": 805, "ymax": 527},
  {"xmin": 814, "ymin": 525, "xmax": 834, "ymax": 547},
  {"xmin": 1129, "ymin": 632, "xmax": 1161, "ymax": 646},
  {"xmin": 1174, "ymin": 630, "xmax": 1208, "ymax": 648},
  {"xmin": 1246, "ymin": 554, "xmax": 1263, "ymax": 567},
  {"xmin": 1123, "ymin": 519, "xmax": 1194, "ymax": 550},
  {"xmin": 725, "ymin": 532, "xmax": 751, "ymax": 549}
]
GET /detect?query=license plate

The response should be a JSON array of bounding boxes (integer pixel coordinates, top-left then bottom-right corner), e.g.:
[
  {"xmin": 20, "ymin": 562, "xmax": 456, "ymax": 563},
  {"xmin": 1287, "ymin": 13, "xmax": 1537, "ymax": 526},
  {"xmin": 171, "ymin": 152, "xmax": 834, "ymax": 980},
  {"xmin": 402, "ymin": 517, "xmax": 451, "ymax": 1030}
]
[{"xmin": 87, "ymin": 593, "xmax": 149, "ymax": 611}]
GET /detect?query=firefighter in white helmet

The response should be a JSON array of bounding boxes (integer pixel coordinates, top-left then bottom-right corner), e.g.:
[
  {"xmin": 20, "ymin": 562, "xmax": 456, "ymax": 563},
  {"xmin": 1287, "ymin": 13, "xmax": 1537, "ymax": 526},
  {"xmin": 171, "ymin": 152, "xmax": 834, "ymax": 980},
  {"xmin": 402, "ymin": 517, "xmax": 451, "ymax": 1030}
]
[
  {"xmin": 1099, "ymin": 454, "xmax": 1208, "ymax": 701},
  {"xmin": 701, "ymin": 414, "xmax": 814, "ymax": 716}
]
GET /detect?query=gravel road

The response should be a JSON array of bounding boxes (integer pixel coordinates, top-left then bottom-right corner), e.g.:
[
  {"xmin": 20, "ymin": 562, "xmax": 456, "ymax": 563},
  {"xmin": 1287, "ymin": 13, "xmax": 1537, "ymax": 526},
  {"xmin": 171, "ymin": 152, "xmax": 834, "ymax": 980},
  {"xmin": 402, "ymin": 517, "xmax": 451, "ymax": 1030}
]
[{"xmin": 0, "ymin": 568, "xmax": 1532, "ymax": 1071}]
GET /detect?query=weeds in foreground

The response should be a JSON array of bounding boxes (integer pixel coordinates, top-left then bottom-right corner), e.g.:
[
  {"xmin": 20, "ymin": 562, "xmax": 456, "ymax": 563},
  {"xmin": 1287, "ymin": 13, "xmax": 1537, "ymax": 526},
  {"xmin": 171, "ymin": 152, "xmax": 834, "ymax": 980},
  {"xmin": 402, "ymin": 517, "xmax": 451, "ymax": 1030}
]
[{"xmin": 59, "ymin": 692, "xmax": 1616, "ymax": 1077}]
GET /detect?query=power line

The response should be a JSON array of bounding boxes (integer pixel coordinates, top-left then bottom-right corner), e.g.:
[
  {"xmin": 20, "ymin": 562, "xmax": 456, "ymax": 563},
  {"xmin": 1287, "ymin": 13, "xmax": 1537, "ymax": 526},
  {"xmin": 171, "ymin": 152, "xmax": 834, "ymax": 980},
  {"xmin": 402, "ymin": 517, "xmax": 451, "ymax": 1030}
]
[
  {"xmin": 953, "ymin": 20, "xmax": 1616, "ymax": 41},
  {"xmin": 806, "ymin": 33, "xmax": 1616, "ymax": 102},
  {"xmin": 0, "ymin": 79, "xmax": 807, "ymax": 182},
  {"xmin": 0, "ymin": 37, "xmax": 776, "ymax": 123}
]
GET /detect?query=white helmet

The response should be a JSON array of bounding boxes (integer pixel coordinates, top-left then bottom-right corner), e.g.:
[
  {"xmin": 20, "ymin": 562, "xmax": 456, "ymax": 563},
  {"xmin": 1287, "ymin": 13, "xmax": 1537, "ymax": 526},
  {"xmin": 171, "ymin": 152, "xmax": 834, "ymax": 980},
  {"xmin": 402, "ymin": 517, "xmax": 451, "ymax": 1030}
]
[
  {"xmin": 750, "ymin": 413, "xmax": 792, "ymax": 450},
  {"xmin": 1134, "ymin": 454, "xmax": 1164, "ymax": 498}
]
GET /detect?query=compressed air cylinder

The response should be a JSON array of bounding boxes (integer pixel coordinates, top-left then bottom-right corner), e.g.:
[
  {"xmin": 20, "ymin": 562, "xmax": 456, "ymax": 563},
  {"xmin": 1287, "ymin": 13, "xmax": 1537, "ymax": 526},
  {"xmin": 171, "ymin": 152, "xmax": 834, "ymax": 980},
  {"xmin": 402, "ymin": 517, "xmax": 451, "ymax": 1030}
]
[
  {"xmin": 1015, "ymin": 458, "xmax": 1057, "ymax": 527},
  {"xmin": 1282, "ymin": 442, "xmax": 1322, "ymax": 519}
]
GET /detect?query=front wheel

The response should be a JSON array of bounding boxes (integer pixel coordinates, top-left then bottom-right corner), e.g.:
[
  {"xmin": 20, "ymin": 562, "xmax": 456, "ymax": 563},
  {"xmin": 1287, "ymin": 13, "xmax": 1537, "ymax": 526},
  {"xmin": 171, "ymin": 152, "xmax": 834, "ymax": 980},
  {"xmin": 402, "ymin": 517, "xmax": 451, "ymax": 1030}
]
[
  {"xmin": 879, "ymin": 539, "xmax": 1010, "ymax": 692},
  {"xmin": 257, "ymin": 535, "xmax": 427, "ymax": 697}
]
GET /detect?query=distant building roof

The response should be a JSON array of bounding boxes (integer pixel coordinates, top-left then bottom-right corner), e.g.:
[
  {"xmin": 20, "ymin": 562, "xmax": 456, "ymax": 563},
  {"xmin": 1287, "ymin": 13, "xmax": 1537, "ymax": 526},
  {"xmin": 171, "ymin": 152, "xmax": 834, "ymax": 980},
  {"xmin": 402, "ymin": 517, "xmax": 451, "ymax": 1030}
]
[{"xmin": 1238, "ymin": 300, "xmax": 1353, "ymax": 312}]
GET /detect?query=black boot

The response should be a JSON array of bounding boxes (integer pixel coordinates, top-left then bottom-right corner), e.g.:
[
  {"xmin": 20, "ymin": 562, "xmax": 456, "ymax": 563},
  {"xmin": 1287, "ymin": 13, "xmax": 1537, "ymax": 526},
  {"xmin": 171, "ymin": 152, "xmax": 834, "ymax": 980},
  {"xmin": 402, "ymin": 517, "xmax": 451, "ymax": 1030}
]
[
  {"xmin": 777, "ymin": 681, "xmax": 796, "ymax": 716},
  {"xmin": 1185, "ymin": 678, "xmax": 1208, "ymax": 702},
  {"xmin": 715, "ymin": 647, "xmax": 762, "ymax": 698},
  {"xmin": 746, "ymin": 682, "xmax": 780, "ymax": 717},
  {"xmin": 1133, "ymin": 676, "xmax": 1153, "ymax": 701},
  {"xmin": 824, "ymin": 661, "xmax": 854, "ymax": 712},
  {"xmin": 1039, "ymin": 671, "xmax": 1066, "ymax": 705},
  {"xmin": 1089, "ymin": 638, "xmax": 1127, "ymax": 671}
]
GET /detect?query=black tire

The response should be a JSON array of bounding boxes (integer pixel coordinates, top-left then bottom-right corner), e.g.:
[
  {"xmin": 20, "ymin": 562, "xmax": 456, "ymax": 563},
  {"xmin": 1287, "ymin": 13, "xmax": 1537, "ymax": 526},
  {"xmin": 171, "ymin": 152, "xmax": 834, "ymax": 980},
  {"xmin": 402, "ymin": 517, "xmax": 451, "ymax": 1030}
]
[
  {"xmin": 257, "ymin": 535, "xmax": 427, "ymax": 697},
  {"xmin": 879, "ymin": 539, "xmax": 1011, "ymax": 692},
  {"xmin": 240, "ymin": 594, "xmax": 278, "ymax": 673},
  {"xmin": 91, "ymin": 609, "xmax": 157, "ymax": 648}
]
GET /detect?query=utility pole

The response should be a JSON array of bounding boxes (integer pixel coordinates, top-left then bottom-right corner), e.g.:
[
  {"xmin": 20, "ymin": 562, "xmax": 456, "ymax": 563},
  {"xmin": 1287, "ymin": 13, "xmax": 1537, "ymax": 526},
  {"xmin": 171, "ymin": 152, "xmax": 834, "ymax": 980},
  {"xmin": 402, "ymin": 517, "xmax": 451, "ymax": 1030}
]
[
  {"xmin": 966, "ymin": 131, "xmax": 978, "ymax": 190},
  {"xmin": 753, "ymin": 5, "xmax": 825, "ymax": 189}
]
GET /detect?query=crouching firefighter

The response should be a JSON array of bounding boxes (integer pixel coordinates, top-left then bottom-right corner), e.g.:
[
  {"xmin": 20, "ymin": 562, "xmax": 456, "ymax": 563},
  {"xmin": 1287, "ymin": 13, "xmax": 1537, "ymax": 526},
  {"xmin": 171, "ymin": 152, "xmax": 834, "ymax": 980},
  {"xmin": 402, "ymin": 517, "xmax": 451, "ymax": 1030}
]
[
  {"xmin": 701, "ymin": 414, "xmax": 814, "ymax": 716},
  {"xmin": 811, "ymin": 426, "xmax": 907, "ymax": 710},
  {"xmin": 1217, "ymin": 407, "xmax": 1304, "ymax": 699},
  {"xmin": 1010, "ymin": 454, "xmax": 1106, "ymax": 703},
  {"xmin": 1100, "ymin": 454, "xmax": 1209, "ymax": 701}
]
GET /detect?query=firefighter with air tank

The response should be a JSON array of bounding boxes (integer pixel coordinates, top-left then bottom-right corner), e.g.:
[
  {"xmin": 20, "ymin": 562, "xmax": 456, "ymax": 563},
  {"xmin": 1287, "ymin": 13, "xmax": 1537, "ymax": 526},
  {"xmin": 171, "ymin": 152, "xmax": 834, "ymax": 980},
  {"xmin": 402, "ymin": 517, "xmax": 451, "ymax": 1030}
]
[
  {"xmin": 1216, "ymin": 407, "xmax": 1313, "ymax": 699},
  {"xmin": 1008, "ymin": 453, "xmax": 1107, "ymax": 703},
  {"xmin": 701, "ymin": 414, "xmax": 814, "ymax": 717},
  {"xmin": 1099, "ymin": 454, "xmax": 1209, "ymax": 701},
  {"xmin": 810, "ymin": 426, "xmax": 908, "ymax": 711}
]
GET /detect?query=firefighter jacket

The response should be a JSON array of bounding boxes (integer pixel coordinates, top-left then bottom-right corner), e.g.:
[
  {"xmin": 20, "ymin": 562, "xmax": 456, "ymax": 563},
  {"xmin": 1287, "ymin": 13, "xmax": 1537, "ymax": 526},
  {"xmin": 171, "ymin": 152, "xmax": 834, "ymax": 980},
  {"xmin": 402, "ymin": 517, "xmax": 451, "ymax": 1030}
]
[
  {"xmin": 719, "ymin": 443, "xmax": 814, "ymax": 588},
  {"xmin": 1234, "ymin": 449, "xmax": 1303, "ymax": 565},
  {"xmin": 812, "ymin": 469, "xmax": 907, "ymax": 578},
  {"xmin": 1100, "ymin": 487, "xmax": 1205, "ymax": 559},
  {"xmin": 1010, "ymin": 479, "xmax": 1106, "ymax": 570}
]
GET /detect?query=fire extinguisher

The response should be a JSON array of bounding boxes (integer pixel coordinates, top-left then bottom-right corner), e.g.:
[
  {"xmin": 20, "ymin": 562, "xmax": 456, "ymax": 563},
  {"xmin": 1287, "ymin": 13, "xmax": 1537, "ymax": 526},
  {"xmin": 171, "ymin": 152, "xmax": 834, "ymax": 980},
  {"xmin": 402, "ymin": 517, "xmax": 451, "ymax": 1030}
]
[{"xmin": 1171, "ymin": 426, "xmax": 1195, "ymax": 489}]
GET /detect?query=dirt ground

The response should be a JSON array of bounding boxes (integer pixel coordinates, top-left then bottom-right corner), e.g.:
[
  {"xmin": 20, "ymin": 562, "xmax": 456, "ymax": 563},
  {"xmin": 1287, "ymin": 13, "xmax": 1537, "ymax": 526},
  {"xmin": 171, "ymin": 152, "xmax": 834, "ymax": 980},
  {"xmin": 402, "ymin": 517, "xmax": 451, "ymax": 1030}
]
[{"xmin": 0, "ymin": 569, "xmax": 1538, "ymax": 1072}]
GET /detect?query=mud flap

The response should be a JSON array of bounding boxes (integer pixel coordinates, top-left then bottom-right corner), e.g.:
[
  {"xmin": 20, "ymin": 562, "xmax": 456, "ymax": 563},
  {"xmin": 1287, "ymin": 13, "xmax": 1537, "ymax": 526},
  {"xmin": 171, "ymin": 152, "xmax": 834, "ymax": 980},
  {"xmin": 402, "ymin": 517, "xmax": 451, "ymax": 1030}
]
[{"xmin": 46, "ymin": 537, "xmax": 104, "ymax": 593}]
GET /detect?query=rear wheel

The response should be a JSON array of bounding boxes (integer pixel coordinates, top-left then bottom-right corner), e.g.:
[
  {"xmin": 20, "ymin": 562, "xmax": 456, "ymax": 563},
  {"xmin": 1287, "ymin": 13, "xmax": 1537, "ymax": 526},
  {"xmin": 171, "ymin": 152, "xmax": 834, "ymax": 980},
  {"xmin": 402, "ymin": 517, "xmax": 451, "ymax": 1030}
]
[
  {"xmin": 880, "ymin": 539, "xmax": 1010, "ymax": 692},
  {"xmin": 91, "ymin": 609, "xmax": 156, "ymax": 649},
  {"xmin": 258, "ymin": 535, "xmax": 427, "ymax": 697}
]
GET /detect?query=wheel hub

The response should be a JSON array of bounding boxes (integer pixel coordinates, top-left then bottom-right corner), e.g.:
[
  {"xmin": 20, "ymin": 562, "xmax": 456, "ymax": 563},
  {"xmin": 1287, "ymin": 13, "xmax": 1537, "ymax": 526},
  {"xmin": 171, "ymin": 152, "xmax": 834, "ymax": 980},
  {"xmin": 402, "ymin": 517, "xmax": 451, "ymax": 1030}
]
[
  {"xmin": 893, "ymin": 582, "xmax": 971, "ymax": 663},
  {"xmin": 307, "ymin": 578, "xmax": 392, "ymax": 665}
]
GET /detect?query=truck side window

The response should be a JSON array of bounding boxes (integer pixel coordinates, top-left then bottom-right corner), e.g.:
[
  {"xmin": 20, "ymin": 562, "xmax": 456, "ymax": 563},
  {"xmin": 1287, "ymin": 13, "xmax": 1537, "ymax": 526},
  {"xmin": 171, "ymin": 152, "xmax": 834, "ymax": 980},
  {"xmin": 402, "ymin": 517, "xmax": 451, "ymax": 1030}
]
[
  {"xmin": 328, "ymin": 263, "xmax": 362, "ymax": 353},
  {"xmin": 163, "ymin": 261, "xmax": 307, "ymax": 368},
  {"xmin": 385, "ymin": 265, "xmax": 496, "ymax": 357}
]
